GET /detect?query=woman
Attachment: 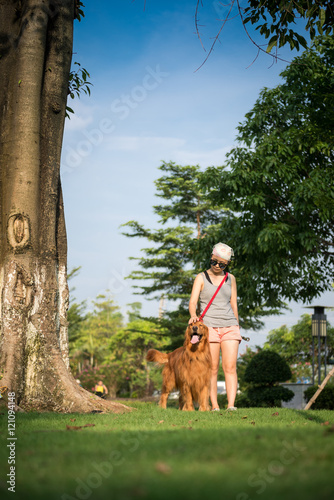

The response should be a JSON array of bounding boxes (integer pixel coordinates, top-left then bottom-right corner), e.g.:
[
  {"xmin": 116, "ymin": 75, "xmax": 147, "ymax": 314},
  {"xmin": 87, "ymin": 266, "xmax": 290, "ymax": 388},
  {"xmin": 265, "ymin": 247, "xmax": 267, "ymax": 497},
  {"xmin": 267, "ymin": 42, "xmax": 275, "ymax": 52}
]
[
  {"xmin": 94, "ymin": 380, "xmax": 108, "ymax": 398},
  {"xmin": 188, "ymin": 242, "xmax": 241, "ymax": 411}
]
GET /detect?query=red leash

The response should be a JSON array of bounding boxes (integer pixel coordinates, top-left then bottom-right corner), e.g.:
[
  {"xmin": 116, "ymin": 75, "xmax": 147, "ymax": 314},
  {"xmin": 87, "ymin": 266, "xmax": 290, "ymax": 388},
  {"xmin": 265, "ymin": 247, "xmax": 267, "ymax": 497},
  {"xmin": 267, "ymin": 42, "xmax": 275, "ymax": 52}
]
[{"xmin": 199, "ymin": 272, "xmax": 228, "ymax": 322}]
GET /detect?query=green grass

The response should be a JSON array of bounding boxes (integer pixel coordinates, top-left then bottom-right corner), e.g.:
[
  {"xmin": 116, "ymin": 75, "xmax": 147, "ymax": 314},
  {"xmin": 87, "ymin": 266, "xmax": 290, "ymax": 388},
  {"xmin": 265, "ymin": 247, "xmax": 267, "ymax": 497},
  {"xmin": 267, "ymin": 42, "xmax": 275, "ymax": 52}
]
[{"xmin": 1, "ymin": 401, "xmax": 333, "ymax": 500}]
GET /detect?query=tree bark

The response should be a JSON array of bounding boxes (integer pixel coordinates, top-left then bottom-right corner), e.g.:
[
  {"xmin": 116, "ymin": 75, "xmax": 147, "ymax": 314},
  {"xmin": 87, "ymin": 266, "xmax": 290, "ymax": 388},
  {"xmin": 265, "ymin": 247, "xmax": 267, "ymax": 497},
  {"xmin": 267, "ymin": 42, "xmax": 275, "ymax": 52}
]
[{"xmin": 0, "ymin": 0, "xmax": 130, "ymax": 413}]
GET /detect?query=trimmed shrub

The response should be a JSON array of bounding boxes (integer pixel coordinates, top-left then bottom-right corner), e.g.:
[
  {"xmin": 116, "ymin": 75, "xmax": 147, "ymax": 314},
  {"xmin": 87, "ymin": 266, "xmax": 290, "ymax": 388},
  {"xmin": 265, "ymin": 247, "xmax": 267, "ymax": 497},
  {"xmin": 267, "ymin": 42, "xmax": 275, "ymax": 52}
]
[
  {"xmin": 244, "ymin": 350, "xmax": 294, "ymax": 407},
  {"xmin": 304, "ymin": 384, "xmax": 334, "ymax": 410},
  {"xmin": 245, "ymin": 350, "xmax": 292, "ymax": 385},
  {"xmin": 247, "ymin": 386, "xmax": 294, "ymax": 407}
]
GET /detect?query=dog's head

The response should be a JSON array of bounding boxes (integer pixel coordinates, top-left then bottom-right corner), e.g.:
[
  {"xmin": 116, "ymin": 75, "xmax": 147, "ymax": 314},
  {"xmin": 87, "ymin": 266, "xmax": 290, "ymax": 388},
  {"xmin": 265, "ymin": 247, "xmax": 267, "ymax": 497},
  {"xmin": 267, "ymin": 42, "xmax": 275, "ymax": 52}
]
[{"xmin": 185, "ymin": 321, "xmax": 209, "ymax": 351}]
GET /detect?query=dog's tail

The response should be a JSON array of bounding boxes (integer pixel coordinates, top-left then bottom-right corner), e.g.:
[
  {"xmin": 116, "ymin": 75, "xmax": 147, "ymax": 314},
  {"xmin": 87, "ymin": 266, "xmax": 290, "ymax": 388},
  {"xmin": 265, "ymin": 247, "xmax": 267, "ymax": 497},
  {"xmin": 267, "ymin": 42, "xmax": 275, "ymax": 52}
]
[{"xmin": 146, "ymin": 349, "xmax": 169, "ymax": 365}]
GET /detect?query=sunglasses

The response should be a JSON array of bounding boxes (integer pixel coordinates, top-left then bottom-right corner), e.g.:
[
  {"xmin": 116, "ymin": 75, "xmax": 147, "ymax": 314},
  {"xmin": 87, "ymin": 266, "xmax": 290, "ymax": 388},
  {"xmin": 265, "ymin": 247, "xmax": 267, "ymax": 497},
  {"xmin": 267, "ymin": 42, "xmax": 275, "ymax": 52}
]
[{"xmin": 210, "ymin": 259, "xmax": 228, "ymax": 269}]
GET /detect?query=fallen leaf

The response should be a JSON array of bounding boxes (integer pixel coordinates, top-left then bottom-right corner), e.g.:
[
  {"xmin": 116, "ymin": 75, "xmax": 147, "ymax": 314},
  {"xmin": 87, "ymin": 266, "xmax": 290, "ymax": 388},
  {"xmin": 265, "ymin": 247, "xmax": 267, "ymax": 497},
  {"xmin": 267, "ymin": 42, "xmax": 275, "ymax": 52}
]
[
  {"xmin": 83, "ymin": 423, "xmax": 95, "ymax": 427},
  {"xmin": 70, "ymin": 418, "xmax": 76, "ymax": 422},
  {"xmin": 66, "ymin": 425, "xmax": 82, "ymax": 431},
  {"xmin": 158, "ymin": 420, "xmax": 164, "ymax": 424},
  {"xmin": 155, "ymin": 461, "xmax": 171, "ymax": 475},
  {"xmin": 129, "ymin": 487, "xmax": 147, "ymax": 497},
  {"xmin": 188, "ymin": 420, "xmax": 192, "ymax": 425},
  {"xmin": 242, "ymin": 416, "xmax": 248, "ymax": 419},
  {"xmin": 321, "ymin": 421, "xmax": 330, "ymax": 426},
  {"xmin": 272, "ymin": 412, "xmax": 279, "ymax": 416},
  {"xmin": 251, "ymin": 421, "xmax": 256, "ymax": 426}
]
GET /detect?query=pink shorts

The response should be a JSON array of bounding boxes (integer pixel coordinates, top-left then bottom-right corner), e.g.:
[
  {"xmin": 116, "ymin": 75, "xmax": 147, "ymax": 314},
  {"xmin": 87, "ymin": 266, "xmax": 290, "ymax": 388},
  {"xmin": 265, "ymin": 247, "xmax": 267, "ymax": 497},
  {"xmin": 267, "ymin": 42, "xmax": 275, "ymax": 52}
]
[{"xmin": 208, "ymin": 325, "xmax": 242, "ymax": 343}]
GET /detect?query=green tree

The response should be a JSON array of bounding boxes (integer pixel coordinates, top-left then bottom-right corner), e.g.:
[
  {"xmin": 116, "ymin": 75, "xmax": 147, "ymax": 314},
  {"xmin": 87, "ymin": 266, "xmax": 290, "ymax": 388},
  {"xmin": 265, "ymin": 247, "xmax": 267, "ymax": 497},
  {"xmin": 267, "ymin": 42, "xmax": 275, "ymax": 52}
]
[
  {"xmin": 106, "ymin": 303, "xmax": 168, "ymax": 397},
  {"xmin": 122, "ymin": 162, "xmax": 223, "ymax": 345},
  {"xmin": 264, "ymin": 314, "xmax": 334, "ymax": 382},
  {"xmin": 67, "ymin": 267, "xmax": 87, "ymax": 344},
  {"xmin": 122, "ymin": 161, "xmax": 221, "ymax": 301},
  {"xmin": 0, "ymin": 1, "xmax": 126, "ymax": 413},
  {"xmin": 124, "ymin": 162, "xmax": 281, "ymax": 338},
  {"xmin": 70, "ymin": 292, "xmax": 123, "ymax": 375},
  {"xmin": 200, "ymin": 35, "xmax": 334, "ymax": 314}
]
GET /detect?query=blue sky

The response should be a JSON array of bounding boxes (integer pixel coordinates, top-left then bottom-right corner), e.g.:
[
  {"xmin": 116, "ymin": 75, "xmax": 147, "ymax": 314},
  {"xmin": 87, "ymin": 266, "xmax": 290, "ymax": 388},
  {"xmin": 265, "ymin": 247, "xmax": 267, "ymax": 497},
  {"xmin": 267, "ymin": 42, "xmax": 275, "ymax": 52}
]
[{"xmin": 61, "ymin": 0, "xmax": 334, "ymax": 350}]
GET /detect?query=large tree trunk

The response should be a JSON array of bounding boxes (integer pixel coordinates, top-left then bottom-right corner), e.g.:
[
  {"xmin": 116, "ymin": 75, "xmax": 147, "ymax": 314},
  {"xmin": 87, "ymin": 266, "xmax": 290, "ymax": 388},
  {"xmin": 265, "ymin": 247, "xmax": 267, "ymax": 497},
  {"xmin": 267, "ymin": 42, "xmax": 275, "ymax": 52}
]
[{"xmin": 0, "ymin": 0, "xmax": 129, "ymax": 413}]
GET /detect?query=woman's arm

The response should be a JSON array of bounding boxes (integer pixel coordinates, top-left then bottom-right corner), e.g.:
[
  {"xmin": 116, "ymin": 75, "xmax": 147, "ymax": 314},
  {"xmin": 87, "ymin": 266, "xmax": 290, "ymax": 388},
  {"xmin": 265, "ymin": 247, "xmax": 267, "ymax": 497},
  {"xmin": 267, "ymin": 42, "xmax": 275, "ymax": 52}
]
[
  {"xmin": 188, "ymin": 274, "xmax": 204, "ymax": 324},
  {"xmin": 230, "ymin": 274, "xmax": 239, "ymax": 324}
]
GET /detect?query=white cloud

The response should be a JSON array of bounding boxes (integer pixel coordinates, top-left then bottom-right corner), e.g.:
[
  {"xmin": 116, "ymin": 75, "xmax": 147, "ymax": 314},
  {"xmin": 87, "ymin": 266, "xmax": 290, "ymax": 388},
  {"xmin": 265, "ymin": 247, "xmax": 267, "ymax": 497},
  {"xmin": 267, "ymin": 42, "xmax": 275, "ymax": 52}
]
[
  {"xmin": 64, "ymin": 114, "xmax": 93, "ymax": 132},
  {"xmin": 64, "ymin": 101, "xmax": 96, "ymax": 132}
]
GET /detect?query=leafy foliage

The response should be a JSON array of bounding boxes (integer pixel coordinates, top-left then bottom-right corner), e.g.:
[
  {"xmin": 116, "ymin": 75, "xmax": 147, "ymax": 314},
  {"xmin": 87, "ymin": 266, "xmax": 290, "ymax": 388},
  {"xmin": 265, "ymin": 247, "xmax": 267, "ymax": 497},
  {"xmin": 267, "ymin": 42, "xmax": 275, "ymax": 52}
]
[
  {"xmin": 122, "ymin": 161, "xmax": 277, "ymax": 335},
  {"xmin": 244, "ymin": 350, "xmax": 294, "ymax": 406},
  {"xmin": 304, "ymin": 384, "xmax": 334, "ymax": 410},
  {"xmin": 69, "ymin": 292, "xmax": 123, "ymax": 376},
  {"xmin": 105, "ymin": 303, "xmax": 168, "ymax": 397},
  {"xmin": 122, "ymin": 162, "xmax": 225, "ymax": 344},
  {"xmin": 246, "ymin": 385, "xmax": 294, "ymax": 407},
  {"xmin": 245, "ymin": 350, "xmax": 292, "ymax": 385},
  {"xmin": 122, "ymin": 162, "xmax": 221, "ymax": 302},
  {"xmin": 264, "ymin": 314, "xmax": 334, "ymax": 382},
  {"xmin": 200, "ymin": 36, "xmax": 334, "ymax": 312},
  {"xmin": 66, "ymin": 62, "xmax": 92, "ymax": 118},
  {"xmin": 195, "ymin": 1, "xmax": 334, "ymax": 68},
  {"xmin": 74, "ymin": 0, "xmax": 85, "ymax": 22},
  {"xmin": 67, "ymin": 267, "xmax": 87, "ymax": 343},
  {"xmin": 243, "ymin": 1, "xmax": 334, "ymax": 52},
  {"xmin": 68, "ymin": 292, "xmax": 167, "ymax": 397}
]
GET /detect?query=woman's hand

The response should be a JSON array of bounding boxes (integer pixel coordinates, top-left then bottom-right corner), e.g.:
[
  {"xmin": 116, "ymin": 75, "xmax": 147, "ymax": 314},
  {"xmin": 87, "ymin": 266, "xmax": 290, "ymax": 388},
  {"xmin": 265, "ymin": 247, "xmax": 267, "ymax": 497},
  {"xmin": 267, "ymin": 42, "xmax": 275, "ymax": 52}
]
[{"xmin": 188, "ymin": 316, "xmax": 200, "ymax": 325}]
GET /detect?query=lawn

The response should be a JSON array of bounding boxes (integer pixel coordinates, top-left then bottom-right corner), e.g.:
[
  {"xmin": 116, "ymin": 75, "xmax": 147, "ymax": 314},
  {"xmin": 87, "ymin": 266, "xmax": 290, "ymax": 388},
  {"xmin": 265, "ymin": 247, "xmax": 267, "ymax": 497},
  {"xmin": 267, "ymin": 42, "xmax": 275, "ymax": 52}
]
[{"xmin": 0, "ymin": 401, "xmax": 333, "ymax": 500}]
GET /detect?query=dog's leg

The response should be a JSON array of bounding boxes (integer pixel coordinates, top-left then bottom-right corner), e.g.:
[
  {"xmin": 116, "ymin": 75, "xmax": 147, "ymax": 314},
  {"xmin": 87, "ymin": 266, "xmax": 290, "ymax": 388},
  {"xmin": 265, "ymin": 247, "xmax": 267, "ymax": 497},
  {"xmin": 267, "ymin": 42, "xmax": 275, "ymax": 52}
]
[
  {"xmin": 159, "ymin": 365, "xmax": 175, "ymax": 409},
  {"xmin": 159, "ymin": 391, "xmax": 169, "ymax": 409},
  {"xmin": 198, "ymin": 386, "xmax": 210, "ymax": 411},
  {"xmin": 181, "ymin": 386, "xmax": 194, "ymax": 411},
  {"xmin": 159, "ymin": 381, "xmax": 171, "ymax": 409}
]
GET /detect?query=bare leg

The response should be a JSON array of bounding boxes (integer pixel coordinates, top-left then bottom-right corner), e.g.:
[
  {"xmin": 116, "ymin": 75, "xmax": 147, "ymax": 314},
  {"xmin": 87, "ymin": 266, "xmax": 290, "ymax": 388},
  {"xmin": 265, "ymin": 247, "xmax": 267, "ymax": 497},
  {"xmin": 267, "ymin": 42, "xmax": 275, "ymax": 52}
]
[
  {"xmin": 221, "ymin": 340, "xmax": 239, "ymax": 408},
  {"xmin": 209, "ymin": 342, "xmax": 221, "ymax": 409}
]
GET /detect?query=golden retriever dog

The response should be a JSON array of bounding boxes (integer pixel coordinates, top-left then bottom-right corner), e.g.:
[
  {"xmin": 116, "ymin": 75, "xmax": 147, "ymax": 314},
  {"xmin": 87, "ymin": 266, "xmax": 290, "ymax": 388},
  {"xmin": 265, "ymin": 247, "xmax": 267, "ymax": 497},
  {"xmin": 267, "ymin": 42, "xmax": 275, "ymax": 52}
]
[{"xmin": 146, "ymin": 322, "xmax": 211, "ymax": 411}]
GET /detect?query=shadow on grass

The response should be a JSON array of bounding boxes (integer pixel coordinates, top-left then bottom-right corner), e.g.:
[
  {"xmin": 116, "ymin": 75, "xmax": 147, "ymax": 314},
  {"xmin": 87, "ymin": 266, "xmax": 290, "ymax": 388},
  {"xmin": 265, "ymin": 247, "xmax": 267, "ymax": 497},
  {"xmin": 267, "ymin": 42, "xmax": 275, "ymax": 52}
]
[{"xmin": 291, "ymin": 408, "xmax": 331, "ymax": 424}]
